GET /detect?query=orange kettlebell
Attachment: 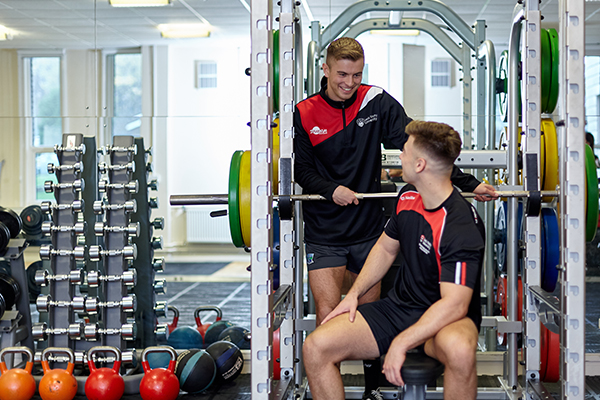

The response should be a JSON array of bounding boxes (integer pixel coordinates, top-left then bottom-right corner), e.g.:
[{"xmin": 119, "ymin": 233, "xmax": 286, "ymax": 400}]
[
  {"xmin": 140, "ymin": 346, "xmax": 180, "ymax": 400},
  {"xmin": 85, "ymin": 346, "xmax": 125, "ymax": 400},
  {"xmin": 39, "ymin": 347, "xmax": 78, "ymax": 400},
  {"xmin": 167, "ymin": 305, "xmax": 179, "ymax": 334},
  {"xmin": 0, "ymin": 347, "xmax": 36, "ymax": 400},
  {"xmin": 194, "ymin": 305, "xmax": 222, "ymax": 339}
]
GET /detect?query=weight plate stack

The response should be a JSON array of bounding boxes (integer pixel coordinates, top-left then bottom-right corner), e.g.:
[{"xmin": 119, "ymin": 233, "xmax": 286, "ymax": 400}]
[{"xmin": 0, "ymin": 207, "xmax": 22, "ymax": 239}]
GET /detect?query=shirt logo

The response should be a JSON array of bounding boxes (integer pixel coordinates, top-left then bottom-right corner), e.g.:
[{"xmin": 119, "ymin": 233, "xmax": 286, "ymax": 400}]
[
  {"xmin": 307, "ymin": 253, "xmax": 315, "ymax": 264},
  {"xmin": 310, "ymin": 126, "xmax": 328, "ymax": 135},
  {"xmin": 419, "ymin": 234, "xmax": 432, "ymax": 255},
  {"xmin": 356, "ymin": 114, "xmax": 378, "ymax": 128}
]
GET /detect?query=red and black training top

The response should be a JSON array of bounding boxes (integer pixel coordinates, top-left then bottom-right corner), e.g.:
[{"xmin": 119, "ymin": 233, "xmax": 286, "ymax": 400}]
[
  {"xmin": 294, "ymin": 83, "xmax": 481, "ymax": 246},
  {"xmin": 384, "ymin": 185, "xmax": 485, "ymax": 328}
]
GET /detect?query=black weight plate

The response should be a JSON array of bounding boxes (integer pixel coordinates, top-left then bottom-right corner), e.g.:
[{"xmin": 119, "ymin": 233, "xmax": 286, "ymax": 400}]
[
  {"xmin": 0, "ymin": 207, "xmax": 23, "ymax": 238},
  {"xmin": 26, "ymin": 260, "xmax": 43, "ymax": 303},
  {"xmin": 0, "ymin": 273, "xmax": 20, "ymax": 310},
  {"xmin": 20, "ymin": 205, "xmax": 46, "ymax": 236},
  {"xmin": 0, "ymin": 222, "xmax": 10, "ymax": 254}
]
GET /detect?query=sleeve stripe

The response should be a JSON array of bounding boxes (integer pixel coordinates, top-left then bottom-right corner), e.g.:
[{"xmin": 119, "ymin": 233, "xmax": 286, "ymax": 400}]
[
  {"xmin": 454, "ymin": 261, "xmax": 461, "ymax": 284},
  {"xmin": 455, "ymin": 261, "xmax": 468, "ymax": 285}
]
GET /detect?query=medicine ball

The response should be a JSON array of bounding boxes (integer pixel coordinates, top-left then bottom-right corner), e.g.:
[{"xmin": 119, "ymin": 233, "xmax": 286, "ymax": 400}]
[
  {"xmin": 146, "ymin": 351, "xmax": 171, "ymax": 369},
  {"xmin": 218, "ymin": 326, "xmax": 250, "ymax": 350},
  {"xmin": 167, "ymin": 326, "xmax": 204, "ymax": 349},
  {"xmin": 175, "ymin": 349, "xmax": 216, "ymax": 393},
  {"xmin": 206, "ymin": 341, "xmax": 244, "ymax": 384},
  {"xmin": 204, "ymin": 320, "xmax": 235, "ymax": 345}
]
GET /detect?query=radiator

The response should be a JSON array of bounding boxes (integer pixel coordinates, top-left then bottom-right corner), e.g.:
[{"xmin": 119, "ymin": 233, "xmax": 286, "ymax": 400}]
[{"xmin": 186, "ymin": 207, "xmax": 232, "ymax": 243}]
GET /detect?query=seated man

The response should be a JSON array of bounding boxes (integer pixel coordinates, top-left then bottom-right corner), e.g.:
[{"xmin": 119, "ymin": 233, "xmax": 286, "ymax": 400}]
[{"xmin": 303, "ymin": 120, "xmax": 484, "ymax": 400}]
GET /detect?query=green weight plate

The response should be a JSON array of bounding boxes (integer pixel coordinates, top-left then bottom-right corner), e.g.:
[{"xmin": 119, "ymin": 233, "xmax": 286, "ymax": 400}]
[
  {"xmin": 228, "ymin": 150, "xmax": 245, "ymax": 248},
  {"xmin": 541, "ymin": 207, "xmax": 559, "ymax": 293},
  {"xmin": 547, "ymin": 28, "xmax": 559, "ymax": 114},
  {"xmin": 0, "ymin": 207, "xmax": 22, "ymax": 238},
  {"xmin": 273, "ymin": 29, "xmax": 280, "ymax": 113},
  {"xmin": 586, "ymin": 144, "xmax": 599, "ymax": 242},
  {"xmin": 540, "ymin": 29, "xmax": 551, "ymax": 113}
]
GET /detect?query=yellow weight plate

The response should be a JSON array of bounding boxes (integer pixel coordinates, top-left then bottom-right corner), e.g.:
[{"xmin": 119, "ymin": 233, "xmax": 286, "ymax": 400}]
[
  {"xmin": 239, "ymin": 150, "xmax": 252, "ymax": 247},
  {"xmin": 273, "ymin": 117, "xmax": 280, "ymax": 195},
  {"xmin": 541, "ymin": 119, "xmax": 559, "ymax": 202}
]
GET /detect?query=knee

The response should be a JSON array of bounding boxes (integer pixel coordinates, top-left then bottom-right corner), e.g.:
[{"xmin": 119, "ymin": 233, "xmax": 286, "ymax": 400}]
[
  {"xmin": 435, "ymin": 333, "xmax": 477, "ymax": 371},
  {"xmin": 303, "ymin": 331, "xmax": 327, "ymax": 367}
]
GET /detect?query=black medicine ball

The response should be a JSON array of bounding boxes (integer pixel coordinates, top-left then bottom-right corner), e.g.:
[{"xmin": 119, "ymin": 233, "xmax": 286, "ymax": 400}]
[
  {"xmin": 218, "ymin": 326, "xmax": 250, "ymax": 350},
  {"xmin": 206, "ymin": 341, "xmax": 244, "ymax": 384},
  {"xmin": 175, "ymin": 349, "xmax": 216, "ymax": 393}
]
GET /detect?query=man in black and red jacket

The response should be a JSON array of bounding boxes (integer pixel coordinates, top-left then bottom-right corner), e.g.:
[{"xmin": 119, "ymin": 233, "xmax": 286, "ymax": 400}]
[{"xmin": 294, "ymin": 37, "xmax": 496, "ymax": 400}]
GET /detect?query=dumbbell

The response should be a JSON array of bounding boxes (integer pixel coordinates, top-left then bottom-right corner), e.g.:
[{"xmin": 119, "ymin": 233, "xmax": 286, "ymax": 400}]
[
  {"xmin": 105, "ymin": 144, "xmax": 137, "ymax": 155},
  {"xmin": 35, "ymin": 269, "xmax": 84, "ymax": 286},
  {"xmin": 94, "ymin": 222, "xmax": 139, "ymax": 237},
  {"xmin": 41, "ymin": 200, "xmax": 84, "ymax": 214},
  {"xmin": 151, "ymin": 236, "xmax": 163, "ymax": 250},
  {"xmin": 89, "ymin": 245, "xmax": 137, "ymax": 262},
  {"xmin": 44, "ymin": 179, "xmax": 85, "ymax": 193},
  {"xmin": 149, "ymin": 197, "xmax": 159, "ymax": 209},
  {"xmin": 47, "ymin": 161, "xmax": 84, "ymax": 174},
  {"xmin": 98, "ymin": 180, "xmax": 139, "ymax": 194},
  {"xmin": 93, "ymin": 199, "xmax": 137, "ymax": 214},
  {"xmin": 152, "ymin": 258, "xmax": 165, "ymax": 272},
  {"xmin": 84, "ymin": 295, "xmax": 136, "ymax": 314},
  {"xmin": 31, "ymin": 322, "xmax": 83, "ymax": 341},
  {"xmin": 84, "ymin": 323, "xmax": 136, "ymax": 341},
  {"xmin": 87, "ymin": 270, "xmax": 137, "ymax": 288},
  {"xmin": 148, "ymin": 179, "xmax": 158, "ymax": 191},
  {"xmin": 98, "ymin": 161, "xmax": 135, "ymax": 174},
  {"xmin": 152, "ymin": 217, "xmax": 165, "ymax": 230},
  {"xmin": 39, "ymin": 245, "xmax": 86, "ymax": 261},
  {"xmin": 33, "ymin": 349, "xmax": 86, "ymax": 364},
  {"xmin": 153, "ymin": 279, "xmax": 166, "ymax": 295},
  {"xmin": 36, "ymin": 294, "xmax": 85, "ymax": 313},
  {"xmin": 41, "ymin": 221, "xmax": 86, "ymax": 236},
  {"xmin": 54, "ymin": 143, "xmax": 86, "ymax": 154}
]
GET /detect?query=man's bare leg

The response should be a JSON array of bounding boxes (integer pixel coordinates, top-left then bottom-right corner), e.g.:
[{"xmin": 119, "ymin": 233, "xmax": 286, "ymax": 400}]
[{"xmin": 309, "ymin": 265, "xmax": 347, "ymax": 325}]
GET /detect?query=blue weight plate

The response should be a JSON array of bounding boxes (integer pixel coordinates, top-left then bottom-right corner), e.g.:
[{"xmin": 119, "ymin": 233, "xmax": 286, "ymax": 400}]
[{"xmin": 541, "ymin": 207, "xmax": 559, "ymax": 293}]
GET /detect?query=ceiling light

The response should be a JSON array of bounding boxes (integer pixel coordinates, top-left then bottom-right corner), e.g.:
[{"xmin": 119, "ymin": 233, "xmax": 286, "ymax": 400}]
[
  {"xmin": 370, "ymin": 29, "xmax": 420, "ymax": 36},
  {"xmin": 0, "ymin": 25, "xmax": 13, "ymax": 40},
  {"xmin": 109, "ymin": 0, "xmax": 171, "ymax": 7},
  {"xmin": 158, "ymin": 24, "xmax": 211, "ymax": 39}
]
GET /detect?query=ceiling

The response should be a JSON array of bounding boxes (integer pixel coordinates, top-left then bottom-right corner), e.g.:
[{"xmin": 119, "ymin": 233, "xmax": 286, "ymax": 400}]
[{"xmin": 0, "ymin": 0, "xmax": 599, "ymax": 54}]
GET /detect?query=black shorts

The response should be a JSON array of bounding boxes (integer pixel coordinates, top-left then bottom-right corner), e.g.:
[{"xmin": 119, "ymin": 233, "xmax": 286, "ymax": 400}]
[
  {"xmin": 358, "ymin": 297, "xmax": 427, "ymax": 356},
  {"xmin": 305, "ymin": 237, "xmax": 378, "ymax": 274}
]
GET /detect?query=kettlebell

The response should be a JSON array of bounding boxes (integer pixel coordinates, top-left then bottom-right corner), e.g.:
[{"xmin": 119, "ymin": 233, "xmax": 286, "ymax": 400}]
[
  {"xmin": 85, "ymin": 346, "xmax": 125, "ymax": 400},
  {"xmin": 194, "ymin": 305, "xmax": 222, "ymax": 339},
  {"xmin": 167, "ymin": 305, "xmax": 179, "ymax": 334},
  {"xmin": 199, "ymin": 305, "xmax": 235, "ymax": 345},
  {"xmin": 39, "ymin": 347, "xmax": 78, "ymax": 400},
  {"xmin": 140, "ymin": 346, "xmax": 180, "ymax": 400},
  {"xmin": 0, "ymin": 347, "xmax": 36, "ymax": 400}
]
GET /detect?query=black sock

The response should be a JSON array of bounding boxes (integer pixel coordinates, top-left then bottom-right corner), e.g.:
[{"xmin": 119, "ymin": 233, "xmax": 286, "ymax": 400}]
[{"xmin": 363, "ymin": 358, "xmax": 381, "ymax": 392}]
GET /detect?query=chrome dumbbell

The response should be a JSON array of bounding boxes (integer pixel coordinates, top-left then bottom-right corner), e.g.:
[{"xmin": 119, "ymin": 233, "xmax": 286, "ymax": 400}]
[
  {"xmin": 35, "ymin": 269, "xmax": 84, "ymax": 286},
  {"xmin": 94, "ymin": 222, "xmax": 139, "ymax": 237},
  {"xmin": 98, "ymin": 180, "xmax": 138, "ymax": 194},
  {"xmin": 93, "ymin": 199, "xmax": 137, "ymax": 215},
  {"xmin": 89, "ymin": 245, "xmax": 137, "ymax": 262},
  {"xmin": 32, "ymin": 322, "xmax": 84, "ymax": 341},
  {"xmin": 44, "ymin": 179, "xmax": 85, "ymax": 193},
  {"xmin": 84, "ymin": 295, "xmax": 136, "ymax": 314},
  {"xmin": 149, "ymin": 197, "xmax": 159, "ymax": 209},
  {"xmin": 148, "ymin": 179, "xmax": 158, "ymax": 191},
  {"xmin": 151, "ymin": 236, "xmax": 163, "ymax": 250},
  {"xmin": 41, "ymin": 200, "xmax": 84, "ymax": 214},
  {"xmin": 41, "ymin": 221, "xmax": 86, "ymax": 236},
  {"xmin": 153, "ymin": 279, "xmax": 166, "ymax": 295},
  {"xmin": 54, "ymin": 143, "xmax": 86, "ymax": 154},
  {"xmin": 105, "ymin": 144, "xmax": 137, "ymax": 155},
  {"xmin": 151, "ymin": 217, "xmax": 165, "ymax": 230},
  {"xmin": 87, "ymin": 270, "xmax": 137, "ymax": 288},
  {"xmin": 152, "ymin": 258, "xmax": 165, "ymax": 272},
  {"xmin": 47, "ymin": 161, "xmax": 84, "ymax": 174},
  {"xmin": 84, "ymin": 323, "xmax": 136, "ymax": 341},
  {"xmin": 98, "ymin": 161, "xmax": 135, "ymax": 174},
  {"xmin": 154, "ymin": 301, "xmax": 167, "ymax": 317},
  {"xmin": 33, "ymin": 350, "xmax": 86, "ymax": 365},
  {"xmin": 39, "ymin": 245, "xmax": 86, "ymax": 261},
  {"xmin": 36, "ymin": 294, "xmax": 85, "ymax": 313}
]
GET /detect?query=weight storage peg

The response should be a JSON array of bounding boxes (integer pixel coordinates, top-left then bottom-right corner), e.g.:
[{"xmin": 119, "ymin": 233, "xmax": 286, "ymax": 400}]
[
  {"xmin": 41, "ymin": 221, "xmax": 86, "ymax": 236},
  {"xmin": 44, "ymin": 179, "xmax": 85, "ymax": 193},
  {"xmin": 94, "ymin": 221, "xmax": 140, "ymax": 237},
  {"xmin": 140, "ymin": 346, "xmax": 180, "ymax": 400},
  {"xmin": 54, "ymin": 143, "xmax": 86, "ymax": 154},
  {"xmin": 32, "ymin": 322, "xmax": 84, "ymax": 341},
  {"xmin": 85, "ymin": 346, "xmax": 125, "ymax": 400},
  {"xmin": 84, "ymin": 322, "xmax": 136, "ymax": 341},
  {"xmin": 153, "ymin": 279, "xmax": 166, "ymax": 295},
  {"xmin": 149, "ymin": 197, "xmax": 159, "ymax": 209},
  {"xmin": 154, "ymin": 301, "xmax": 168, "ymax": 317},
  {"xmin": 35, "ymin": 269, "xmax": 84, "ymax": 286},
  {"xmin": 93, "ymin": 199, "xmax": 137, "ymax": 214},
  {"xmin": 36, "ymin": 294, "xmax": 85, "ymax": 313},
  {"xmin": 154, "ymin": 324, "xmax": 169, "ymax": 343},
  {"xmin": 152, "ymin": 217, "xmax": 165, "ymax": 230},
  {"xmin": 105, "ymin": 144, "xmax": 137, "ymax": 155},
  {"xmin": 47, "ymin": 161, "xmax": 83, "ymax": 174},
  {"xmin": 148, "ymin": 179, "xmax": 159, "ymax": 191},
  {"xmin": 41, "ymin": 200, "xmax": 84, "ymax": 214},
  {"xmin": 87, "ymin": 270, "xmax": 137, "ymax": 287},
  {"xmin": 39, "ymin": 347, "xmax": 78, "ymax": 400},
  {"xmin": 152, "ymin": 257, "xmax": 165, "ymax": 272},
  {"xmin": 89, "ymin": 244, "xmax": 137, "ymax": 262},
  {"xmin": 0, "ymin": 347, "xmax": 36, "ymax": 400},
  {"xmin": 39, "ymin": 245, "xmax": 86, "ymax": 261},
  {"xmin": 98, "ymin": 161, "xmax": 135, "ymax": 174},
  {"xmin": 151, "ymin": 236, "xmax": 163, "ymax": 250},
  {"xmin": 84, "ymin": 295, "xmax": 137, "ymax": 314},
  {"xmin": 98, "ymin": 180, "xmax": 139, "ymax": 194}
]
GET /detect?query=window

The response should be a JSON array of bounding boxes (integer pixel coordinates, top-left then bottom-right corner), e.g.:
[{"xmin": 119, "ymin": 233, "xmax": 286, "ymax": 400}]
[
  {"xmin": 431, "ymin": 59, "xmax": 454, "ymax": 88},
  {"xmin": 195, "ymin": 60, "xmax": 217, "ymax": 88},
  {"xmin": 107, "ymin": 52, "xmax": 142, "ymax": 137}
]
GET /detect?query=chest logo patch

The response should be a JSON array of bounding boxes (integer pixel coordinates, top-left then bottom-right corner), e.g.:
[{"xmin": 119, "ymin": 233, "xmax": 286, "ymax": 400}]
[
  {"xmin": 356, "ymin": 114, "xmax": 378, "ymax": 127},
  {"xmin": 419, "ymin": 234, "xmax": 432, "ymax": 255},
  {"xmin": 310, "ymin": 126, "xmax": 328, "ymax": 136}
]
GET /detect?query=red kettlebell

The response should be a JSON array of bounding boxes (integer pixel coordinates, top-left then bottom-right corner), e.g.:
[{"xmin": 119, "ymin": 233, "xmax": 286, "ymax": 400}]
[
  {"xmin": 85, "ymin": 346, "xmax": 125, "ymax": 400},
  {"xmin": 39, "ymin": 348, "xmax": 78, "ymax": 400},
  {"xmin": 194, "ymin": 305, "xmax": 222, "ymax": 339},
  {"xmin": 167, "ymin": 305, "xmax": 180, "ymax": 334},
  {"xmin": 140, "ymin": 346, "xmax": 180, "ymax": 400},
  {"xmin": 0, "ymin": 347, "xmax": 36, "ymax": 400}
]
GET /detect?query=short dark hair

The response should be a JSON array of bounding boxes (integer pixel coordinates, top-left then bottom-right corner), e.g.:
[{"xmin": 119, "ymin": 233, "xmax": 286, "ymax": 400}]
[
  {"xmin": 326, "ymin": 37, "xmax": 364, "ymax": 65},
  {"xmin": 586, "ymin": 132, "xmax": 595, "ymax": 148},
  {"xmin": 406, "ymin": 120, "xmax": 462, "ymax": 167}
]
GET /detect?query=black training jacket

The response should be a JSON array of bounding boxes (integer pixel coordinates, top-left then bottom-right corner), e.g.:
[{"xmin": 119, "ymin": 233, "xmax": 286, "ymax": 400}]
[{"xmin": 294, "ymin": 83, "xmax": 480, "ymax": 246}]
